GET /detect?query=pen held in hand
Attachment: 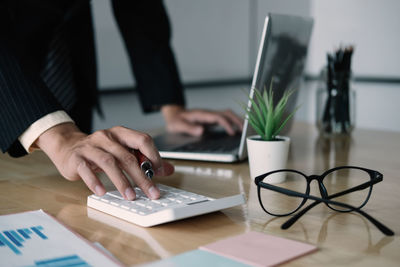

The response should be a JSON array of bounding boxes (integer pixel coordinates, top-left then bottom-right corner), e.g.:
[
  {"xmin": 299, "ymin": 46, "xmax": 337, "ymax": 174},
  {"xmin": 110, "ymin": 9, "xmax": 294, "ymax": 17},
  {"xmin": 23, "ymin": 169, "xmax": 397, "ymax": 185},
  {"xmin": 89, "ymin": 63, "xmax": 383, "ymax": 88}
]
[{"xmin": 133, "ymin": 150, "xmax": 154, "ymax": 179}]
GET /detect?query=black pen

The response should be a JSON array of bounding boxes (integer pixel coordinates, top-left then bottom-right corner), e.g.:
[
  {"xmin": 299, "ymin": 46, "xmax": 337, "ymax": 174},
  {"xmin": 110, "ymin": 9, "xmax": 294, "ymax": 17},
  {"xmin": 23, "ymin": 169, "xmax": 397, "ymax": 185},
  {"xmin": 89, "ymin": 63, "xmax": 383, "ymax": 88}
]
[{"xmin": 133, "ymin": 150, "xmax": 154, "ymax": 179}]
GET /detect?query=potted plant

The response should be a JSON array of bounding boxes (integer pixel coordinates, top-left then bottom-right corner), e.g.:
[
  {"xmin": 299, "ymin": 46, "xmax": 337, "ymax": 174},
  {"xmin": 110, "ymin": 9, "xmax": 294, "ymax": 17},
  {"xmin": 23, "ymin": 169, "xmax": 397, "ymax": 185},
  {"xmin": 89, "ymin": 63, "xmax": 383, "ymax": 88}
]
[{"xmin": 243, "ymin": 83, "xmax": 298, "ymax": 184}]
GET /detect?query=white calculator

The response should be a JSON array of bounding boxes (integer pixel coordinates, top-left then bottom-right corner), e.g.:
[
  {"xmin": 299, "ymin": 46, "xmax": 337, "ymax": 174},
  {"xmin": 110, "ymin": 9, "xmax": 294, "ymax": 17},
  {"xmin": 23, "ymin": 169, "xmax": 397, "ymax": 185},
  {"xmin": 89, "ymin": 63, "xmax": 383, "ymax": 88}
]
[{"xmin": 87, "ymin": 184, "xmax": 245, "ymax": 227}]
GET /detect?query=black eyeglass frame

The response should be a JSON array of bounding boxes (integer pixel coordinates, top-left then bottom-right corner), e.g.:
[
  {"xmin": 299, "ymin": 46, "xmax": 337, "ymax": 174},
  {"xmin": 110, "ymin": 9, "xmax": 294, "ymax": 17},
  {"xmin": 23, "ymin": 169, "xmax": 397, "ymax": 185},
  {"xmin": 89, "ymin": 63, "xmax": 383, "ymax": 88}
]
[{"xmin": 254, "ymin": 166, "xmax": 394, "ymax": 236}]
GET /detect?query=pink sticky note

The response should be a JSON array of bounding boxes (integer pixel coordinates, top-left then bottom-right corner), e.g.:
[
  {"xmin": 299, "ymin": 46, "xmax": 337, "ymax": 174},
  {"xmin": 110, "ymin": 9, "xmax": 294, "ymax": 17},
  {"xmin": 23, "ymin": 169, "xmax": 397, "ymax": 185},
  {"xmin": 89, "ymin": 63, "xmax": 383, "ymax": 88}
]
[{"xmin": 200, "ymin": 231, "xmax": 317, "ymax": 267}]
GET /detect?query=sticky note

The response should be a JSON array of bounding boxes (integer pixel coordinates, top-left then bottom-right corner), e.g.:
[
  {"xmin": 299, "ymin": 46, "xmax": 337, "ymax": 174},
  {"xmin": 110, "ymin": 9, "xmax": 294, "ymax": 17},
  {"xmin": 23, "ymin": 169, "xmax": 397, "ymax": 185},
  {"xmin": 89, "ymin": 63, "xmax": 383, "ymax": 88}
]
[{"xmin": 200, "ymin": 231, "xmax": 317, "ymax": 267}]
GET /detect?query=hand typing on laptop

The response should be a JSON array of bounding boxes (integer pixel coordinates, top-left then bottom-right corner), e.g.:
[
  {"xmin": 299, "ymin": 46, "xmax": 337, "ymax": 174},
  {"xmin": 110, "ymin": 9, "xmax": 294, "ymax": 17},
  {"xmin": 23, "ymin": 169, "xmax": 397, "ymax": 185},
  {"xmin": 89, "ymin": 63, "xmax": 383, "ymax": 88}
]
[{"xmin": 161, "ymin": 104, "xmax": 244, "ymax": 137}]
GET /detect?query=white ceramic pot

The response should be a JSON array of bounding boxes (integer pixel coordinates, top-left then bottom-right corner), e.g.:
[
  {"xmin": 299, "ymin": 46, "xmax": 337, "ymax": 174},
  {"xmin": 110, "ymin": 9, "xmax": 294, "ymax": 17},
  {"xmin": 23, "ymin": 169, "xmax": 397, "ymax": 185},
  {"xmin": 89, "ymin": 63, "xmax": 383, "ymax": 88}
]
[{"xmin": 246, "ymin": 135, "xmax": 290, "ymax": 184}]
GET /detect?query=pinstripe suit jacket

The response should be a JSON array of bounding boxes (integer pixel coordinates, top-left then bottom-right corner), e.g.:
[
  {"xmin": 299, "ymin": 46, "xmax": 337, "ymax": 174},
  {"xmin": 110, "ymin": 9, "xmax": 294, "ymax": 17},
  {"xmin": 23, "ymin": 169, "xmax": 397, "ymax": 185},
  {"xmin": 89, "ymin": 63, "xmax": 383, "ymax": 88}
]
[{"xmin": 0, "ymin": 0, "xmax": 185, "ymax": 157}]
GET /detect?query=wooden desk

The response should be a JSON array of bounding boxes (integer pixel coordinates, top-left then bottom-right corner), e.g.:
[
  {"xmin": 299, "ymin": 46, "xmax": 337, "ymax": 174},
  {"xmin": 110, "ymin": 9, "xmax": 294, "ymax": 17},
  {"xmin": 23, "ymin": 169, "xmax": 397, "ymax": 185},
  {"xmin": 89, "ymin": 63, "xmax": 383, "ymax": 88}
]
[{"xmin": 1, "ymin": 122, "xmax": 399, "ymax": 266}]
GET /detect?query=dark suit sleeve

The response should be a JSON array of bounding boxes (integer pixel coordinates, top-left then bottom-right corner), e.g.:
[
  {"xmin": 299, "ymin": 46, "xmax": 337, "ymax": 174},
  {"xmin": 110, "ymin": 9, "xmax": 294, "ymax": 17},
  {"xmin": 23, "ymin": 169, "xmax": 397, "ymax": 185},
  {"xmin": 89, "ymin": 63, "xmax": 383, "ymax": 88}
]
[
  {"xmin": 0, "ymin": 31, "xmax": 62, "ymax": 157},
  {"xmin": 111, "ymin": 0, "xmax": 185, "ymax": 113}
]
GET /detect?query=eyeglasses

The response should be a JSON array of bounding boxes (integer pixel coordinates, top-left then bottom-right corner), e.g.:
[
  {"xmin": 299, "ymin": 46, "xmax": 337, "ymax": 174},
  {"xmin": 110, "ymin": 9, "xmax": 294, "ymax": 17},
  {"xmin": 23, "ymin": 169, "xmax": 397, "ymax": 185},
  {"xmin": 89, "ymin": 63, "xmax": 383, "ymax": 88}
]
[{"xmin": 254, "ymin": 166, "xmax": 394, "ymax": 236}]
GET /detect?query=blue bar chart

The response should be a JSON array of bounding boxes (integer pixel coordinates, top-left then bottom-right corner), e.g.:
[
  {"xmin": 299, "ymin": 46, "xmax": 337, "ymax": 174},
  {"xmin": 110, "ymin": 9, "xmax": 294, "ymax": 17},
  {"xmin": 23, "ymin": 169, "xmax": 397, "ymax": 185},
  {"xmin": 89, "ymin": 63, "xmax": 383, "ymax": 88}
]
[
  {"xmin": 0, "ymin": 226, "xmax": 47, "ymax": 255},
  {"xmin": 33, "ymin": 254, "xmax": 91, "ymax": 267},
  {"xmin": 0, "ymin": 210, "xmax": 119, "ymax": 267}
]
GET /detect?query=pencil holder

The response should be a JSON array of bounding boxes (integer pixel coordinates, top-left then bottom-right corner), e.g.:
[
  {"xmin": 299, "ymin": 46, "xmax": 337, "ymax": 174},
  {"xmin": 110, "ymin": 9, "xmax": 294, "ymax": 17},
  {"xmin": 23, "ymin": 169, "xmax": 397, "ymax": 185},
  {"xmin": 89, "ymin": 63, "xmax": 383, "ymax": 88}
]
[{"xmin": 316, "ymin": 67, "xmax": 356, "ymax": 136}]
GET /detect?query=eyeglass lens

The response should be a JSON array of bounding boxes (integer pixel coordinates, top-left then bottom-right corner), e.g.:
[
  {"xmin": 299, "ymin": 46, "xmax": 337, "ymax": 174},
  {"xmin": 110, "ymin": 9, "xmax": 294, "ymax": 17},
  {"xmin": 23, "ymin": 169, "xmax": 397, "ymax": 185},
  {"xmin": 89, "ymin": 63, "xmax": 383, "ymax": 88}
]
[
  {"xmin": 259, "ymin": 170, "xmax": 307, "ymax": 216},
  {"xmin": 323, "ymin": 168, "xmax": 371, "ymax": 211}
]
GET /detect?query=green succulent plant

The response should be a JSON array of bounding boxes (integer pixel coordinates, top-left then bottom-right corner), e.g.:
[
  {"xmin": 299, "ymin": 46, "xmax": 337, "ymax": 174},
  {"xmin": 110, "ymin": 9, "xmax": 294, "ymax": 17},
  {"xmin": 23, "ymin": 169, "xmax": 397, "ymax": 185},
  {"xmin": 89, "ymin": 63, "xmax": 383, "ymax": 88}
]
[{"xmin": 243, "ymin": 82, "xmax": 298, "ymax": 141}]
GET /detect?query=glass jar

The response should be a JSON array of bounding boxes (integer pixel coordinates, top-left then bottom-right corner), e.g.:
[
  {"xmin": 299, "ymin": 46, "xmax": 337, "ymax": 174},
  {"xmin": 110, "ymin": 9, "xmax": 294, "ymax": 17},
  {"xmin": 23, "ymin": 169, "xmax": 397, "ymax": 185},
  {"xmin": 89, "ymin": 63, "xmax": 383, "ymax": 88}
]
[{"xmin": 316, "ymin": 67, "xmax": 356, "ymax": 136}]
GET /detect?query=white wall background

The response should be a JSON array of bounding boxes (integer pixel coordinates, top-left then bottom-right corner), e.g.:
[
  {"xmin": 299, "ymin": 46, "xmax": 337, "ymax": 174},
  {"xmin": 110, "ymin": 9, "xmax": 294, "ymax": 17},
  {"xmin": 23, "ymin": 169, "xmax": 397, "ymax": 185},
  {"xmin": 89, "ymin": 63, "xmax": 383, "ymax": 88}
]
[
  {"xmin": 92, "ymin": 0, "xmax": 252, "ymax": 88},
  {"xmin": 299, "ymin": 0, "xmax": 400, "ymax": 132},
  {"xmin": 92, "ymin": 0, "xmax": 400, "ymax": 132},
  {"xmin": 165, "ymin": 0, "xmax": 251, "ymax": 82},
  {"xmin": 92, "ymin": 0, "xmax": 134, "ymax": 89},
  {"xmin": 307, "ymin": 0, "xmax": 400, "ymax": 77}
]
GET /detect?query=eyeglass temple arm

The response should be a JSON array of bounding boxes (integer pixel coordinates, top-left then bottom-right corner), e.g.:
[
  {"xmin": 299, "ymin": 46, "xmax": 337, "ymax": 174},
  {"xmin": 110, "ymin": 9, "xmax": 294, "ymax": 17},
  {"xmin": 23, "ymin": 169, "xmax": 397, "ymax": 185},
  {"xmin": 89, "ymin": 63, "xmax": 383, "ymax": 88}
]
[
  {"xmin": 281, "ymin": 179, "xmax": 381, "ymax": 230},
  {"xmin": 260, "ymin": 183, "xmax": 394, "ymax": 236}
]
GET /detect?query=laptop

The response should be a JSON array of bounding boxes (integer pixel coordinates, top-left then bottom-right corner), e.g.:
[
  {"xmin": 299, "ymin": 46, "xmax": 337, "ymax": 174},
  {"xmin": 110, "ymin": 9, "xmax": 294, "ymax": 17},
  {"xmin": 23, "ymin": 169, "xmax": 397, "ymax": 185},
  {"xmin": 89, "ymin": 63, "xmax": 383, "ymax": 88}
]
[{"xmin": 153, "ymin": 13, "xmax": 314, "ymax": 163}]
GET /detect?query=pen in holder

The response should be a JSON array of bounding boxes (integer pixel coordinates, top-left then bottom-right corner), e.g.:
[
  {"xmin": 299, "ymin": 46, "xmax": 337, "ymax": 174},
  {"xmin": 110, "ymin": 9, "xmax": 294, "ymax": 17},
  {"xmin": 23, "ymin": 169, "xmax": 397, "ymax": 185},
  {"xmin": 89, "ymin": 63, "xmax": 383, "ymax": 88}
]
[{"xmin": 316, "ymin": 46, "xmax": 355, "ymax": 136}]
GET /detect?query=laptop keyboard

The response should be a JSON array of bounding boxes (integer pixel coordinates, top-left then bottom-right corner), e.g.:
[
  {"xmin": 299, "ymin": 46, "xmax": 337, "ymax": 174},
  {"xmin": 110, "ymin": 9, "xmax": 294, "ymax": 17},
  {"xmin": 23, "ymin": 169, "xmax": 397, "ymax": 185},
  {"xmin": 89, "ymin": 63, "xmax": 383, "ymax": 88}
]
[{"xmin": 172, "ymin": 132, "xmax": 241, "ymax": 153}]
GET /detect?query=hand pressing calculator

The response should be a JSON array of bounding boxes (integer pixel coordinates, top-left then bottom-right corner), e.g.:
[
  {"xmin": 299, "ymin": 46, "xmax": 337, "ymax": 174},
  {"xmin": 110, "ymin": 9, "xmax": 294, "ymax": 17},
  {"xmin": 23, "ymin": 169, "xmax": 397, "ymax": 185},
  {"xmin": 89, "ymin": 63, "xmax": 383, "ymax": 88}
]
[{"xmin": 87, "ymin": 184, "xmax": 245, "ymax": 227}]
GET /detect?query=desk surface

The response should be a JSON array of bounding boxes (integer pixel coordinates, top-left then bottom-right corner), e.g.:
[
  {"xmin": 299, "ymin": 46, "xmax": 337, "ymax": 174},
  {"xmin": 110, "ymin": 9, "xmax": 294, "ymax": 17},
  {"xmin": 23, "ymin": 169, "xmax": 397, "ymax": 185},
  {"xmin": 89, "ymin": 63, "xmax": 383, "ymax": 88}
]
[{"xmin": 1, "ymin": 122, "xmax": 399, "ymax": 266}]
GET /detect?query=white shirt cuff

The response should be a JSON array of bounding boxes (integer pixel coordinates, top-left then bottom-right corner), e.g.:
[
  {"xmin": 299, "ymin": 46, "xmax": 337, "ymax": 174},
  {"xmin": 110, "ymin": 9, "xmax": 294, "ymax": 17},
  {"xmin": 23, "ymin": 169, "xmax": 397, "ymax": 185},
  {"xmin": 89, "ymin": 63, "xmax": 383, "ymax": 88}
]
[{"xmin": 18, "ymin": 111, "xmax": 75, "ymax": 153}]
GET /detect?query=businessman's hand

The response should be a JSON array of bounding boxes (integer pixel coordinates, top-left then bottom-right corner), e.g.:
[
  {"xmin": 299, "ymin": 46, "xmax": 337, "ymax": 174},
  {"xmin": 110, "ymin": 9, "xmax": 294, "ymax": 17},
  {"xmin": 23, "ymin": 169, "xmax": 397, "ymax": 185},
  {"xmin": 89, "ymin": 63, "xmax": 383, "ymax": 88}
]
[
  {"xmin": 161, "ymin": 105, "xmax": 243, "ymax": 136},
  {"xmin": 35, "ymin": 123, "xmax": 174, "ymax": 200}
]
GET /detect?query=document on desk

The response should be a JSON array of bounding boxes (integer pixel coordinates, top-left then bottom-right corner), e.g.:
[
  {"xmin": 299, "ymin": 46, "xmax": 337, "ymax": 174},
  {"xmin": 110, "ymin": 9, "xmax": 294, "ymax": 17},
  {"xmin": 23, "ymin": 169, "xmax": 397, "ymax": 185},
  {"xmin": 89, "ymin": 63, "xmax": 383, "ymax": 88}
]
[
  {"xmin": 0, "ymin": 210, "xmax": 122, "ymax": 267},
  {"xmin": 138, "ymin": 249, "xmax": 252, "ymax": 267}
]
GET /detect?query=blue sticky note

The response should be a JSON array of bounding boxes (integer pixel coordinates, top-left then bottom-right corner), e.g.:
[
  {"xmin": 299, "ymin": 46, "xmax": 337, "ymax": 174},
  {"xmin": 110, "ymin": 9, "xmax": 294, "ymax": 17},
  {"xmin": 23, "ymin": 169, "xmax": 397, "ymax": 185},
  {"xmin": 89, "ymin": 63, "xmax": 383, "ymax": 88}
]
[{"xmin": 139, "ymin": 249, "xmax": 251, "ymax": 267}]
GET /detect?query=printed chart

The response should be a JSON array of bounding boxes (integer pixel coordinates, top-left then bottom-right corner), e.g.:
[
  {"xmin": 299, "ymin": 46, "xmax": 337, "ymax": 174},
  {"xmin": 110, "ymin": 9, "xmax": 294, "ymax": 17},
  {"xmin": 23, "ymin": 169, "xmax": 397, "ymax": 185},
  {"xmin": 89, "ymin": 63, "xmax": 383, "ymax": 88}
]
[
  {"xmin": 0, "ymin": 226, "xmax": 47, "ymax": 255},
  {"xmin": 0, "ymin": 210, "xmax": 120, "ymax": 267}
]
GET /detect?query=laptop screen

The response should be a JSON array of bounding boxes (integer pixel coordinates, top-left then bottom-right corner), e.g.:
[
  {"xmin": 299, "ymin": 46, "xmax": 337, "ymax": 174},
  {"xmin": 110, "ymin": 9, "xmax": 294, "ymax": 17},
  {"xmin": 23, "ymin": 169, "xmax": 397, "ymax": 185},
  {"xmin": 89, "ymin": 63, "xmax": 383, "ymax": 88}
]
[
  {"xmin": 155, "ymin": 13, "xmax": 313, "ymax": 163},
  {"xmin": 238, "ymin": 13, "xmax": 314, "ymax": 156}
]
